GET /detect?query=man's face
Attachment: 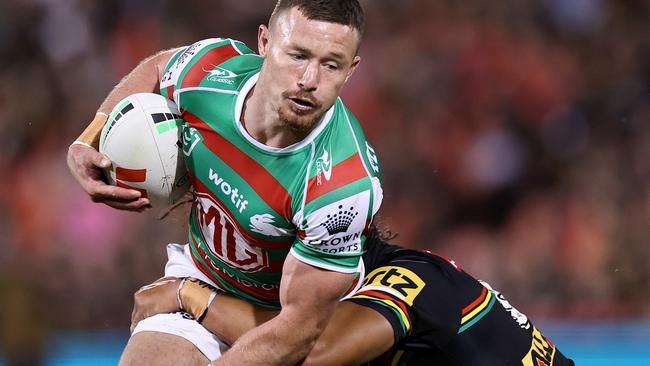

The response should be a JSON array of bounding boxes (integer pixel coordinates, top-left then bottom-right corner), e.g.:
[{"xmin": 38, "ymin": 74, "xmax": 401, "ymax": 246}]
[{"xmin": 258, "ymin": 7, "xmax": 361, "ymax": 133}]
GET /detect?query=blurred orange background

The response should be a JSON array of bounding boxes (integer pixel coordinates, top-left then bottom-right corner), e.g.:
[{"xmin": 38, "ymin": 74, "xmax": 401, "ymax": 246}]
[{"xmin": 0, "ymin": 0, "xmax": 648, "ymax": 364}]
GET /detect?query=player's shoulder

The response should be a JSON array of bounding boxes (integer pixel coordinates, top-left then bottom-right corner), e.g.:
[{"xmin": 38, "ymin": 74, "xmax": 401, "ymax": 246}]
[
  {"xmin": 160, "ymin": 38, "xmax": 262, "ymax": 96},
  {"xmin": 326, "ymin": 99, "xmax": 381, "ymax": 179}
]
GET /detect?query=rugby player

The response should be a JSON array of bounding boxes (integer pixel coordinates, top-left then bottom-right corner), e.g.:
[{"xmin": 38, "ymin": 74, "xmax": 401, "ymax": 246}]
[
  {"xmin": 132, "ymin": 234, "xmax": 575, "ymax": 366},
  {"xmin": 67, "ymin": 1, "xmax": 384, "ymax": 365}
]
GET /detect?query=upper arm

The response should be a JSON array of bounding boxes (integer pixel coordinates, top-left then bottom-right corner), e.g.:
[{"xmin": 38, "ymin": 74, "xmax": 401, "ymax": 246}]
[{"xmin": 278, "ymin": 253, "xmax": 355, "ymax": 332}]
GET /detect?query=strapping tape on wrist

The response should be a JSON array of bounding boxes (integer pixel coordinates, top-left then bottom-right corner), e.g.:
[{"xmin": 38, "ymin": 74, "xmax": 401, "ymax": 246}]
[{"xmin": 179, "ymin": 278, "xmax": 219, "ymax": 323}]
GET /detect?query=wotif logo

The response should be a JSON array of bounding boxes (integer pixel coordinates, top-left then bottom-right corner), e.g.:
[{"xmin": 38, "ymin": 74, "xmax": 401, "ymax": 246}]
[
  {"xmin": 315, "ymin": 146, "xmax": 332, "ymax": 185},
  {"xmin": 204, "ymin": 66, "xmax": 237, "ymax": 84},
  {"xmin": 208, "ymin": 168, "xmax": 248, "ymax": 213}
]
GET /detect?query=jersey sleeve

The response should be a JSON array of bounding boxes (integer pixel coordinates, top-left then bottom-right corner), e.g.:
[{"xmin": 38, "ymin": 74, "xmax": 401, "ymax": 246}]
[
  {"xmin": 290, "ymin": 188, "xmax": 373, "ymax": 273},
  {"xmin": 159, "ymin": 46, "xmax": 187, "ymax": 100},
  {"xmin": 159, "ymin": 38, "xmax": 255, "ymax": 101}
]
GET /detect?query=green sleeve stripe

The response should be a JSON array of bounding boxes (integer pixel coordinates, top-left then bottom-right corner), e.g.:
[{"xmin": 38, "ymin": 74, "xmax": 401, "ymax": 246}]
[
  {"xmin": 165, "ymin": 47, "xmax": 188, "ymax": 73},
  {"xmin": 290, "ymin": 245, "xmax": 361, "ymax": 273}
]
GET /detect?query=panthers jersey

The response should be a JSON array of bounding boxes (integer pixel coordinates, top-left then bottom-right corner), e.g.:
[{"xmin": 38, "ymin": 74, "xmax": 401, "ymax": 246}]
[
  {"xmin": 349, "ymin": 239, "xmax": 575, "ymax": 366},
  {"xmin": 160, "ymin": 38, "xmax": 383, "ymax": 308}
]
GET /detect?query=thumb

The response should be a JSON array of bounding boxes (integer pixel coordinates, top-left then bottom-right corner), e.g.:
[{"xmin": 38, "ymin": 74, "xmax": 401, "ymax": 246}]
[{"xmin": 95, "ymin": 153, "xmax": 112, "ymax": 169}]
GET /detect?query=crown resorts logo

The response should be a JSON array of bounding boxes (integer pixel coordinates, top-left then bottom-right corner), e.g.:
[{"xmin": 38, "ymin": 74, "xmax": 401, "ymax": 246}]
[{"xmin": 321, "ymin": 205, "xmax": 358, "ymax": 235}]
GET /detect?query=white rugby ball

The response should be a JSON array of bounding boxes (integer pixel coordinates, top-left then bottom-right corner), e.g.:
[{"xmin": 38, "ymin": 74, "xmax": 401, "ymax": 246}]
[{"xmin": 99, "ymin": 93, "xmax": 190, "ymax": 207}]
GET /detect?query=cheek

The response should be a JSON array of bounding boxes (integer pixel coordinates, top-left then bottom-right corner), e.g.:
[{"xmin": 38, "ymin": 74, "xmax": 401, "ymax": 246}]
[{"xmin": 321, "ymin": 78, "xmax": 346, "ymax": 100}]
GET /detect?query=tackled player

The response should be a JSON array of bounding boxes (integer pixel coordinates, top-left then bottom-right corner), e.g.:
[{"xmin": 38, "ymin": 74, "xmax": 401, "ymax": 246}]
[{"xmin": 67, "ymin": 1, "xmax": 383, "ymax": 365}]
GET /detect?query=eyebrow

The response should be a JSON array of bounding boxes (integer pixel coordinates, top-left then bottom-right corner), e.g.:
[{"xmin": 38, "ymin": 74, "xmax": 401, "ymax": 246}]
[{"xmin": 293, "ymin": 46, "xmax": 346, "ymax": 63}]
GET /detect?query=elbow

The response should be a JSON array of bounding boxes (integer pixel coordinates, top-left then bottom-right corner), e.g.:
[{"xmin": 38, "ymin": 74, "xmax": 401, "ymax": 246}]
[
  {"xmin": 301, "ymin": 333, "xmax": 340, "ymax": 366},
  {"xmin": 301, "ymin": 344, "xmax": 330, "ymax": 366}
]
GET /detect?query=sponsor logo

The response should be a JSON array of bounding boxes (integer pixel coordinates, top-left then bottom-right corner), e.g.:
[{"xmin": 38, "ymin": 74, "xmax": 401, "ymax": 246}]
[
  {"xmin": 161, "ymin": 42, "xmax": 202, "ymax": 88},
  {"xmin": 480, "ymin": 281, "xmax": 530, "ymax": 330},
  {"xmin": 522, "ymin": 327, "xmax": 556, "ymax": 366},
  {"xmin": 249, "ymin": 214, "xmax": 293, "ymax": 237},
  {"xmin": 208, "ymin": 168, "xmax": 249, "ymax": 213},
  {"xmin": 315, "ymin": 146, "xmax": 333, "ymax": 185},
  {"xmin": 365, "ymin": 141, "xmax": 379, "ymax": 173},
  {"xmin": 204, "ymin": 66, "xmax": 237, "ymax": 85},
  {"xmin": 195, "ymin": 193, "xmax": 268, "ymax": 272},
  {"xmin": 321, "ymin": 205, "xmax": 358, "ymax": 235},
  {"xmin": 181, "ymin": 125, "xmax": 201, "ymax": 156},
  {"xmin": 301, "ymin": 191, "xmax": 369, "ymax": 254},
  {"xmin": 307, "ymin": 231, "xmax": 362, "ymax": 253},
  {"xmin": 216, "ymin": 264, "xmax": 279, "ymax": 291},
  {"xmin": 359, "ymin": 266, "xmax": 426, "ymax": 306}
]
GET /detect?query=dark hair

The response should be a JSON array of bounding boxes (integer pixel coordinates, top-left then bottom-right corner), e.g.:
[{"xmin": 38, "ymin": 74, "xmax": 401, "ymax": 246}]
[{"xmin": 270, "ymin": 0, "xmax": 365, "ymax": 39}]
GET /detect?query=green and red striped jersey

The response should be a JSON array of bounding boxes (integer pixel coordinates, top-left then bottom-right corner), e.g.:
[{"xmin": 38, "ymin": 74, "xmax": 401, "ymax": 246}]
[{"xmin": 160, "ymin": 38, "xmax": 383, "ymax": 308}]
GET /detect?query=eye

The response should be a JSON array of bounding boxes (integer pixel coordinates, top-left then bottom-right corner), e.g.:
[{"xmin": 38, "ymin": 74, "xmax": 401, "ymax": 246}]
[
  {"xmin": 289, "ymin": 53, "xmax": 305, "ymax": 60},
  {"xmin": 323, "ymin": 63, "xmax": 339, "ymax": 71}
]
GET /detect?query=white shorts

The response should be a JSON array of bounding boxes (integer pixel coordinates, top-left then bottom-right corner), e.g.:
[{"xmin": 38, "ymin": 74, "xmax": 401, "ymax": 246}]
[{"xmin": 132, "ymin": 243, "xmax": 229, "ymax": 361}]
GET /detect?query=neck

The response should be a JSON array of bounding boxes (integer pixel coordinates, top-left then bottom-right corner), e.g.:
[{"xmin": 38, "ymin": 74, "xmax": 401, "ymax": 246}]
[{"xmin": 241, "ymin": 80, "xmax": 310, "ymax": 148}]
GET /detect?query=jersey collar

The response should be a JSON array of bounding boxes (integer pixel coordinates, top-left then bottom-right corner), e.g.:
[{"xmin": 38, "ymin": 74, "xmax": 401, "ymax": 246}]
[{"xmin": 234, "ymin": 72, "xmax": 335, "ymax": 154}]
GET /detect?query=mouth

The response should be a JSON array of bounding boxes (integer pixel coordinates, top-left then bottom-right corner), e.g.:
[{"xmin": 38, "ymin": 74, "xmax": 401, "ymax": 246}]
[{"xmin": 288, "ymin": 97, "xmax": 316, "ymax": 111}]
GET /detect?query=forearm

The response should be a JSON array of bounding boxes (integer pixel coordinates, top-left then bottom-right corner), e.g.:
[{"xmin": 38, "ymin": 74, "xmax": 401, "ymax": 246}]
[
  {"xmin": 211, "ymin": 255, "xmax": 352, "ymax": 366},
  {"xmin": 211, "ymin": 313, "xmax": 322, "ymax": 366},
  {"xmin": 76, "ymin": 49, "xmax": 178, "ymax": 147},
  {"xmin": 201, "ymin": 295, "xmax": 278, "ymax": 345},
  {"xmin": 97, "ymin": 49, "xmax": 176, "ymax": 114}
]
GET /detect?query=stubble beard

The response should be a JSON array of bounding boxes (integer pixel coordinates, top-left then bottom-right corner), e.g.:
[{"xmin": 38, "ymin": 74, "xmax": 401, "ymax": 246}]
[{"xmin": 277, "ymin": 104, "xmax": 324, "ymax": 136}]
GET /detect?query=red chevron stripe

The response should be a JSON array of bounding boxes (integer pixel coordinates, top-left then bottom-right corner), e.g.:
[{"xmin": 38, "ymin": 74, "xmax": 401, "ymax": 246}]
[
  {"xmin": 462, "ymin": 286, "xmax": 487, "ymax": 315},
  {"xmin": 190, "ymin": 174, "xmax": 293, "ymax": 250},
  {"xmin": 184, "ymin": 112, "xmax": 293, "ymax": 219},
  {"xmin": 354, "ymin": 289, "xmax": 412, "ymax": 331},
  {"xmin": 306, "ymin": 153, "xmax": 367, "ymax": 204},
  {"xmin": 181, "ymin": 45, "xmax": 239, "ymax": 89}
]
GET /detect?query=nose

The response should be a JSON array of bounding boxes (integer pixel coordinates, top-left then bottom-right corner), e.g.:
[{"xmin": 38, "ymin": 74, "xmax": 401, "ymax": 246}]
[{"xmin": 297, "ymin": 61, "xmax": 318, "ymax": 91}]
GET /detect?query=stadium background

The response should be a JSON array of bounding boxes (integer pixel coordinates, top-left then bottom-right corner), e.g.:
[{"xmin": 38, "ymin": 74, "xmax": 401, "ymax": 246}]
[{"xmin": 0, "ymin": 0, "xmax": 648, "ymax": 364}]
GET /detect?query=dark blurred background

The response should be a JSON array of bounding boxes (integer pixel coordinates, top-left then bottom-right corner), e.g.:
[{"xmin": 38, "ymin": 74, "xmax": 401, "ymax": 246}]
[{"xmin": 0, "ymin": 0, "xmax": 648, "ymax": 364}]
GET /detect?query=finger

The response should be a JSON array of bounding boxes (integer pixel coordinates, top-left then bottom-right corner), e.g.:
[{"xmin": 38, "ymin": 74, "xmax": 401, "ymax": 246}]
[
  {"xmin": 91, "ymin": 183, "xmax": 143, "ymax": 201},
  {"xmin": 136, "ymin": 278, "xmax": 179, "ymax": 294},
  {"xmin": 130, "ymin": 321, "xmax": 138, "ymax": 334},
  {"xmin": 92, "ymin": 151, "xmax": 112, "ymax": 169},
  {"xmin": 103, "ymin": 198, "xmax": 151, "ymax": 211}
]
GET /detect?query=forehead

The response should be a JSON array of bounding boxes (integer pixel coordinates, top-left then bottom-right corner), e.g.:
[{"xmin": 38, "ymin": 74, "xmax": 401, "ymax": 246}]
[{"xmin": 272, "ymin": 7, "xmax": 360, "ymax": 59}]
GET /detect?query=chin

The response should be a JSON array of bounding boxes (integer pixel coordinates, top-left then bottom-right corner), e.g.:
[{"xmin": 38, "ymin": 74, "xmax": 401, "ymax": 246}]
[{"xmin": 278, "ymin": 107, "xmax": 322, "ymax": 134}]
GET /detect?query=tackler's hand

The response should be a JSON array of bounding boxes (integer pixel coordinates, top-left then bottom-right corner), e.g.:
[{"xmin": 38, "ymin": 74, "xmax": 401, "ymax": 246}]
[
  {"xmin": 66, "ymin": 143, "xmax": 150, "ymax": 211},
  {"xmin": 130, "ymin": 277, "xmax": 181, "ymax": 333}
]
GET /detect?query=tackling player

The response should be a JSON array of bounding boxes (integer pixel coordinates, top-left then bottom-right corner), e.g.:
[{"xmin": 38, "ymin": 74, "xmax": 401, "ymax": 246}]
[
  {"xmin": 131, "ymin": 234, "xmax": 576, "ymax": 366},
  {"xmin": 67, "ymin": 1, "xmax": 383, "ymax": 365}
]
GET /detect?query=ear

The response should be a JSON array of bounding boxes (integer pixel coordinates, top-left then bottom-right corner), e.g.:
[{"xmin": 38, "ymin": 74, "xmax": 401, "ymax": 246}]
[
  {"xmin": 258, "ymin": 24, "xmax": 270, "ymax": 57},
  {"xmin": 345, "ymin": 55, "xmax": 362, "ymax": 83}
]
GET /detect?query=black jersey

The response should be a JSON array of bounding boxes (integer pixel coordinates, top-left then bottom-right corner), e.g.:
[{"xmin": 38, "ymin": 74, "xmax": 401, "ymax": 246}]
[{"xmin": 347, "ymin": 239, "xmax": 574, "ymax": 366}]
